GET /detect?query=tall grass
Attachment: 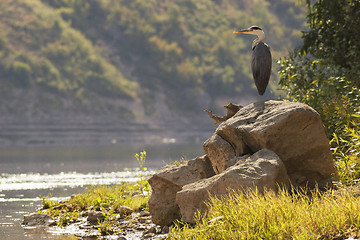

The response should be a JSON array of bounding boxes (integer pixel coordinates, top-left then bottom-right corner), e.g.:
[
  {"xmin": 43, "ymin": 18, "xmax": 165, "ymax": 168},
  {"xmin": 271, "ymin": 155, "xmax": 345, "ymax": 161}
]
[
  {"xmin": 331, "ymin": 115, "xmax": 360, "ymax": 187},
  {"xmin": 169, "ymin": 188, "xmax": 360, "ymax": 239}
]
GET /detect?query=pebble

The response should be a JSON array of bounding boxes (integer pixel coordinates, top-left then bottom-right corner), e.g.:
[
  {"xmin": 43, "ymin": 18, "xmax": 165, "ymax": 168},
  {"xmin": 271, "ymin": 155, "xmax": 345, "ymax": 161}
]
[
  {"xmin": 143, "ymin": 233, "xmax": 156, "ymax": 238},
  {"xmin": 161, "ymin": 225, "xmax": 169, "ymax": 234},
  {"xmin": 119, "ymin": 205, "xmax": 134, "ymax": 215},
  {"xmin": 140, "ymin": 210, "xmax": 151, "ymax": 217},
  {"xmin": 144, "ymin": 226, "xmax": 157, "ymax": 234},
  {"xmin": 85, "ymin": 211, "xmax": 104, "ymax": 223}
]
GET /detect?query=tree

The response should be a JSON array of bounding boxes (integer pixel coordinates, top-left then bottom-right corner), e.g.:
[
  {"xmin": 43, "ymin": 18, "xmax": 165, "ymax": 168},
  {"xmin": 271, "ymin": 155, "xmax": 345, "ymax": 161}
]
[
  {"xmin": 278, "ymin": 0, "xmax": 360, "ymax": 185},
  {"xmin": 278, "ymin": 0, "xmax": 360, "ymax": 137}
]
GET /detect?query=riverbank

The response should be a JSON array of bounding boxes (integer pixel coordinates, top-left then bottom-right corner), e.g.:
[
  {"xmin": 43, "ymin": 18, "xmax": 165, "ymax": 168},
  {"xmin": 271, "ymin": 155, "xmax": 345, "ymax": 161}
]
[
  {"xmin": 23, "ymin": 183, "xmax": 166, "ymax": 239},
  {"xmin": 24, "ymin": 183, "xmax": 360, "ymax": 240}
]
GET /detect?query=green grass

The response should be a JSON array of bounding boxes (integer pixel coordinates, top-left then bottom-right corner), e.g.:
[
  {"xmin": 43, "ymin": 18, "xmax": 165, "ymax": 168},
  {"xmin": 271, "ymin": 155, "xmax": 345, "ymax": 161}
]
[
  {"xmin": 40, "ymin": 182, "xmax": 150, "ymax": 227},
  {"xmin": 169, "ymin": 187, "xmax": 360, "ymax": 240}
]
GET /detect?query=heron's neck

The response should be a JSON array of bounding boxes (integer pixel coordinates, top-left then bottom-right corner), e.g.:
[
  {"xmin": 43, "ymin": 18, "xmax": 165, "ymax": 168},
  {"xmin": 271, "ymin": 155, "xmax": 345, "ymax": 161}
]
[{"xmin": 252, "ymin": 30, "xmax": 265, "ymax": 49}]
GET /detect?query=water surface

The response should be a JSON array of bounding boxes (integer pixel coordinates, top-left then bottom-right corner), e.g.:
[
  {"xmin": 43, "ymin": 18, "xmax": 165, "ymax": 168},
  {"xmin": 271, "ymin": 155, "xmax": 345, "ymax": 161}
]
[{"xmin": 0, "ymin": 143, "xmax": 204, "ymax": 239}]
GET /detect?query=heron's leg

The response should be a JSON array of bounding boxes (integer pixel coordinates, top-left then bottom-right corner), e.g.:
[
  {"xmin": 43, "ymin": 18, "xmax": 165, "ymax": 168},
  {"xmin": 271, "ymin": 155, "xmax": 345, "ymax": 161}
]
[{"xmin": 257, "ymin": 94, "xmax": 265, "ymax": 103}]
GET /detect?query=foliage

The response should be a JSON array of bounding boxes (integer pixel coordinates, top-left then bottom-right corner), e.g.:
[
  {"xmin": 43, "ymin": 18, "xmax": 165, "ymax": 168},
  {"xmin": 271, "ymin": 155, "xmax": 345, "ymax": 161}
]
[
  {"xmin": 278, "ymin": 0, "xmax": 360, "ymax": 135},
  {"xmin": 58, "ymin": 211, "xmax": 80, "ymax": 226},
  {"xmin": 0, "ymin": 0, "xmax": 307, "ymax": 117},
  {"xmin": 40, "ymin": 183, "xmax": 149, "ymax": 219},
  {"xmin": 0, "ymin": 0, "xmax": 138, "ymax": 118},
  {"xmin": 331, "ymin": 115, "xmax": 360, "ymax": 186},
  {"xmin": 98, "ymin": 209, "xmax": 116, "ymax": 235},
  {"xmin": 169, "ymin": 187, "xmax": 360, "ymax": 239},
  {"xmin": 41, "ymin": 195, "xmax": 55, "ymax": 209},
  {"xmin": 135, "ymin": 150, "xmax": 151, "ymax": 195},
  {"xmin": 278, "ymin": 0, "xmax": 360, "ymax": 185}
]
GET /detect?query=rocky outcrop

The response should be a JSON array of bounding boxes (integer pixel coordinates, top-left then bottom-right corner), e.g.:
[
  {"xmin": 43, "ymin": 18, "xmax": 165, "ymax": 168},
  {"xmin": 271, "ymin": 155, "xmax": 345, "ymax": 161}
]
[
  {"xmin": 148, "ymin": 155, "xmax": 215, "ymax": 226},
  {"xmin": 203, "ymin": 100, "xmax": 338, "ymax": 188},
  {"xmin": 148, "ymin": 100, "xmax": 339, "ymax": 225},
  {"xmin": 176, "ymin": 149, "xmax": 290, "ymax": 223}
]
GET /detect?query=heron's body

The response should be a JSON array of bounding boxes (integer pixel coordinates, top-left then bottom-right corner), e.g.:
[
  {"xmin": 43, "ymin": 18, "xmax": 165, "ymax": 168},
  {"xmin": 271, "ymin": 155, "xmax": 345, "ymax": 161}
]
[
  {"xmin": 234, "ymin": 26, "xmax": 272, "ymax": 96},
  {"xmin": 252, "ymin": 42, "xmax": 271, "ymax": 95}
]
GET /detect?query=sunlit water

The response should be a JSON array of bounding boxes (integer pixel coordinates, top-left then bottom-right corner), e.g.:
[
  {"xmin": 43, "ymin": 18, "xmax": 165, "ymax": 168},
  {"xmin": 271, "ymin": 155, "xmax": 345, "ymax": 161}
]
[{"xmin": 0, "ymin": 144, "xmax": 204, "ymax": 240}]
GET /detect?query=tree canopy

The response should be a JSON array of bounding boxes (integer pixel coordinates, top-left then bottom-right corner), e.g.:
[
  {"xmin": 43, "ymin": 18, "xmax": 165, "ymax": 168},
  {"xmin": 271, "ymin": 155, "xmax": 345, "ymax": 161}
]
[
  {"xmin": 279, "ymin": 0, "xmax": 360, "ymax": 136},
  {"xmin": 278, "ymin": 0, "xmax": 360, "ymax": 185}
]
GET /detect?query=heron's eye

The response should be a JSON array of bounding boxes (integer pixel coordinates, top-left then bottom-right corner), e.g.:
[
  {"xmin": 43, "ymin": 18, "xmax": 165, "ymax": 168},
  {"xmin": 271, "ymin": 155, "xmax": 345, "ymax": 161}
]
[{"xmin": 249, "ymin": 26, "xmax": 262, "ymax": 30}]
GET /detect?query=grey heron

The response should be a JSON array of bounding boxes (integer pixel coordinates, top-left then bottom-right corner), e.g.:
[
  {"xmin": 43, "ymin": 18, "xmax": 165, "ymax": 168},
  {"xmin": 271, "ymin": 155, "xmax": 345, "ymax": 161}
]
[{"xmin": 234, "ymin": 26, "xmax": 272, "ymax": 96}]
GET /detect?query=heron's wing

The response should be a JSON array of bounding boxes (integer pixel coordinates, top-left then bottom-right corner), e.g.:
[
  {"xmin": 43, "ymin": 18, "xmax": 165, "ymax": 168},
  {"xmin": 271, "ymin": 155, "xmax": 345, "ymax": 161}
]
[{"xmin": 251, "ymin": 42, "xmax": 272, "ymax": 96}]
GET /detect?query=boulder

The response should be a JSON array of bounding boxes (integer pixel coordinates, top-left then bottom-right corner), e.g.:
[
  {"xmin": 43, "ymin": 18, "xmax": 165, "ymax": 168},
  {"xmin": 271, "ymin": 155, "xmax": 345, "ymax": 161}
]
[
  {"xmin": 176, "ymin": 149, "xmax": 289, "ymax": 223},
  {"xmin": 148, "ymin": 155, "xmax": 215, "ymax": 226},
  {"xmin": 22, "ymin": 213, "xmax": 55, "ymax": 227},
  {"xmin": 203, "ymin": 100, "xmax": 338, "ymax": 188}
]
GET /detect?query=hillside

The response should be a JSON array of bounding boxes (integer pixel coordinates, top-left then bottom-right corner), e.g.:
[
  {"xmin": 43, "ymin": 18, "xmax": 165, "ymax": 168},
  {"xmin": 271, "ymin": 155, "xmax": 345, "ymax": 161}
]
[{"xmin": 0, "ymin": 0, "xmax": 307, "ymax": 145}]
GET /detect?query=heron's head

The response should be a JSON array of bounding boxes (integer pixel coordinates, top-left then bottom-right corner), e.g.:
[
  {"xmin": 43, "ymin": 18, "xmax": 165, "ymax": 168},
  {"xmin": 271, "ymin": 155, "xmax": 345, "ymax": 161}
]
[{"xmin": 233, "ymin": 26, "xmax": 263, "ymax": 36}]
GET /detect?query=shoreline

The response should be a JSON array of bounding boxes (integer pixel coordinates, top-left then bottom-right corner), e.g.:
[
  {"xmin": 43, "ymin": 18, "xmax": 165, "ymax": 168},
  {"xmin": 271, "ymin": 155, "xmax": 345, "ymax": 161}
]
[{"xmin": 21, "ymin": 183, "xmax": 167, "ymax": 240}]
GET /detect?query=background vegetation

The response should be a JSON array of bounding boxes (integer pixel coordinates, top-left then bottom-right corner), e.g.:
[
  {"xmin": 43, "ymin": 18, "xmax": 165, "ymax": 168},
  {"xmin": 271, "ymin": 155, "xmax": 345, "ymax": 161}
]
[
  {"xmin": 278, "ymin": 0, "xmax": 360, "ymax": 186},
  {"xmin": 0, "ymin": 0, "xmax": 306, "ymax": 122}
]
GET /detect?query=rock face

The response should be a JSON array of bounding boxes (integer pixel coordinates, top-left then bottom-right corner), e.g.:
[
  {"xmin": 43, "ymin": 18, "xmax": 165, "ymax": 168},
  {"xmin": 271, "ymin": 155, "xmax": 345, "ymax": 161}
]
[
  {"xmin": 148, "ymin": 100, "xmax": 339, "ymax": 225},
  {"xmin": 176, "ymin": 149, "xmax": 290, "ymax": 223},
  {"xmin": 203, "ymin": 100, "xmax": 338, "ymax": 188},
  {"xmin": 148, "ymin": 155, "xmax": 215, "ymax": 226}
]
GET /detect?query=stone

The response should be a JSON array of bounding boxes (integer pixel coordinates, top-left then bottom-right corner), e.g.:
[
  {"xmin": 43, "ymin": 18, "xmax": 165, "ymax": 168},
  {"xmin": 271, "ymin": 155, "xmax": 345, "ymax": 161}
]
[
  {"xmin": 144, "ymin": 226, "xmax": 157, "ymax": 234},
  {"xmin": 148, "ymin": 155, "xmax": 215, "ymax": 226},
  {"xmin": 85, "ymin": 211, "xmax": 104, "ymax": 223},
  {"xmin": 118, "ymin": 205, "xmax": 134, "ymax": 215},
  {"xmin": 140, "ymin": 210, "xmax": 150, "ymax": 217},
  {"xmin": 22, "ymin": 213, "xmax": 55, "ymax": 227},
  {"xmin": 203, "ymin": 100, "xmax": 338, "ymax": 188},
  {"xmin": 143, "ymin": 233, "xmax": 156, "ymax": 238},
  {"xmin": 161, "ymin": 225, "xmax": 169, "ymax": 234},
  {"xmin": 176, "ymin": 149, "xmax": 290, "ymax": 223}
]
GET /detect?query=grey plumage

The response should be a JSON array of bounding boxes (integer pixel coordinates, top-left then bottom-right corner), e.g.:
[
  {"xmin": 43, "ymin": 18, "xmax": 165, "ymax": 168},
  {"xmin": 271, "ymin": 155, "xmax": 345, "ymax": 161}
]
[{"xmin": 251, "ymin": 42, "xmax": 271, "ymax": 95}]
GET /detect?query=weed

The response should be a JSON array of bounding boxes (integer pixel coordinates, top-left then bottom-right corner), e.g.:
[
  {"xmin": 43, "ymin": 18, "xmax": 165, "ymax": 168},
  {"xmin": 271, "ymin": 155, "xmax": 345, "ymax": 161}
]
[
  {"xmin": 40, "ymin": 183, "xmax": 150, "ymax": 235},
  {"xmin": 331, "ymin": 114, "xmax": 360, "ymax": 186},
  {"xmin": 58, "ymin": 211, "xmax": 80, "ymax": 226},
  {"xmin": 173, "ymin": 156, "xmax": 189, "ymax": 166},
  {"xmin": 98, "ymin": 209, "xmax": 116, "ymax": 235},
  {"xmin": 41, "ymin": 195, "xmax": 55, "ymax": 209},
  {"xmin": 169, "ymin": 188, "xmax": 360, "ymax": 239},
  {"xmin": 135, "ymin": 150, "xmax": 150, "ymax": 195}
]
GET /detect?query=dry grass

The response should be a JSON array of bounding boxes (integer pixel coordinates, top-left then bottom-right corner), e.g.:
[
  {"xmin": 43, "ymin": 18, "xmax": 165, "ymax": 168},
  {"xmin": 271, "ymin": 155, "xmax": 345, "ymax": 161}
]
[{"xmin": 169, "ymin": 187, "xmax": 360, "ymax": 240}]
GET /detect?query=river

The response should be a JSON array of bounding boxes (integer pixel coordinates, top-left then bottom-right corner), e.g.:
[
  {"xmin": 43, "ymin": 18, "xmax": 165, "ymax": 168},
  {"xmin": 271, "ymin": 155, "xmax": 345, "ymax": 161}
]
[{"xmin": 0, "ymin": 144, "xmax": 204, "ymax": 240}]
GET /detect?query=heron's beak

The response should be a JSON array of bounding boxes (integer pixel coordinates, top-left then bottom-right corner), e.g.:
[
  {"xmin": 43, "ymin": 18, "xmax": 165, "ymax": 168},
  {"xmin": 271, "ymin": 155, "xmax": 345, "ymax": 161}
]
[{"xmin": 233, "ymin": 28, "xmax": 254, "ymax": 35}]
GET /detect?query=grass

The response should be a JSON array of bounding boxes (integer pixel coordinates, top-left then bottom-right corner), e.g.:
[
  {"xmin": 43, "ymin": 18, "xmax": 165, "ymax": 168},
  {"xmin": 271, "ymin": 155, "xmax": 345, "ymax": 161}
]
[
  {"xmin": 169, "ymin": 187, "xmax": 360, "ymax": 240},
  {"xmin": 38, "ymin": 145, "xmax": 360, "ymax": 239},
  {"xmin": 40, "ymin": 183, "xmax": 150, "ymax": 227}
]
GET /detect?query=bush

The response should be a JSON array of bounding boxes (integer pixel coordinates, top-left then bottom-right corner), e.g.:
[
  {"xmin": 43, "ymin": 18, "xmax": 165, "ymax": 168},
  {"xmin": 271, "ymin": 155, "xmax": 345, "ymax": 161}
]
[
  {"xmin": 11, "ymin": 61, "xmax": 32, "ymax": 87},
  {"xmin": 278, "ymin": 0, "xmax": 360, "ymax": 185}
]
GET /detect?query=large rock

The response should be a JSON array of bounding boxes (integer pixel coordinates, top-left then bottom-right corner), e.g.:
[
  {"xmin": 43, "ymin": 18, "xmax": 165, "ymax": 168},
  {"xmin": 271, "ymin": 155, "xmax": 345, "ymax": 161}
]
[
  {"xmin": 176, "ymin": 149, "xmax": 289, "ymax": 223},
  {"xmin": 148, "ymin": 155, "xmax": 215, "ymax": 226},
  {"xmin": 203, "ymin": 100, "xmax": 338, "ymax": 188}
]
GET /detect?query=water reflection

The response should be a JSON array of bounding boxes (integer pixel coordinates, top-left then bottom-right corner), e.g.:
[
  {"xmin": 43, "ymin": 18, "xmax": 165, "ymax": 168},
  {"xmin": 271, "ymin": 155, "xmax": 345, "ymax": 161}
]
[
  {"xmin": 0, "ymin": 143, "xmax": 204, "ymax": 239},
  {"xmin": 24, "ymin": 227, "xmax": 79, "ymax": 240},
  {"xmin": 0, "ymin": 170, "xmax": 153, "ymax": 191}
]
